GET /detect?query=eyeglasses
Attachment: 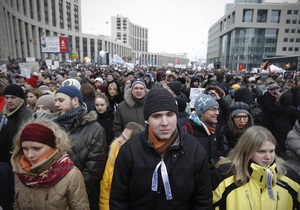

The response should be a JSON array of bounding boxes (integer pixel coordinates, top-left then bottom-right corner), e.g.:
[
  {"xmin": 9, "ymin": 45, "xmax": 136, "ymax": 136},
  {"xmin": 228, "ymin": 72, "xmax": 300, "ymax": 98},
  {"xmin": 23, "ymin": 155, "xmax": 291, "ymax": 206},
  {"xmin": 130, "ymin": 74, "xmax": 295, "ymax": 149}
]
[
  {"xmin": 234, "ymin": 115, "xmax": 249, "ymax": 120},
  {"xmin": 208, "ymin": 107, "xmax": 219, "ymax": 113}
]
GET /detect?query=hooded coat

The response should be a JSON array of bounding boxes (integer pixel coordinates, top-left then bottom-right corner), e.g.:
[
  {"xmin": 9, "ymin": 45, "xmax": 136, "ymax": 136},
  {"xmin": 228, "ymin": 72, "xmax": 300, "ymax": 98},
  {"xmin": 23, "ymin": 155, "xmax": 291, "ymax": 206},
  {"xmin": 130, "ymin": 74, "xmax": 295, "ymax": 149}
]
[
  {"xmin": 10, "ymin": 120, "xmax": 90, "ymax": 210},
  {"xmin": 112, "ymin": 88, "xmax": 148, "ymax": 137},
  {"xmin": 218, "ymin": 102, "xmax": 254, "ymax": 157},
  {"xmin": 99, "ymin": 137, "xmax": 120, "ymax": 210}
]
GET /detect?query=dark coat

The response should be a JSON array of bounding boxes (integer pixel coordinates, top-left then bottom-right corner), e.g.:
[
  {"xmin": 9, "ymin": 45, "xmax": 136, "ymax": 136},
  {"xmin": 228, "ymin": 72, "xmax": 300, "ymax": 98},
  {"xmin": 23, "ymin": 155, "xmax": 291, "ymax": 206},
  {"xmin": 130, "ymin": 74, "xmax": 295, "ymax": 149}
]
[
  {"xmin": 96, "ymin": 108, "xmax": 114, "ymax": 148},
  {"xmin": 183, "ymin": 120, "xmax": 220, "ymax": 168},
  {"xmin": 0, "ymin": 162, "xmax": 14, "ymax": 210},
  {"xmin": 110, "ymin": 127, "xmax": 212, "ymax": 210},
  {"xmin": 273, "ymin": 92, "xmax": 298, "ymax": 153},
  {"xmin": 0, "ymin": 103, "xmax": 33, "ymax": 164},
  {"xmin": 56, "ymin": 108, "xmax": 107, "ymax": 210},
  {"xmin": 177, "ymin": 111, "xmax": 189, "ymax": 128},
  {"xmin": 260, "ymin": 91, "xmax": 278, "ymax": 131}
]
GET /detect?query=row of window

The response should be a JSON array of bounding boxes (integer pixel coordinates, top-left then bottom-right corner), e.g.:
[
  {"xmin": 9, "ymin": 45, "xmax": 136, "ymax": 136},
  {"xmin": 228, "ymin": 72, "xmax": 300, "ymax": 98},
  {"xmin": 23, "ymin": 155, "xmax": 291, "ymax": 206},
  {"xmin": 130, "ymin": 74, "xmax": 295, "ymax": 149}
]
[
  {"xmin": 283, "ymin": 38, "xmax": 300, "ymax": 42},
  {"xmin": 286, "ymin": 19, "xmax": 300, "ymax": 24},
  {"xmin": 287, "ymin": 10, "xmax": 298, "ymax": 15},
  {"xmin": 282, "ymin": 47, "xmax": 299, "ymax": 52},
  {"xmin": 243, "ymin": 9, "xmax": 281, "ymax": 23},
  {"xmin": 284, "ymin": 28, "xmax": 300, "ymax": 33},
  {"xmin": 221, "ymin": 8, "xmax": 298, "ymax": 31}
]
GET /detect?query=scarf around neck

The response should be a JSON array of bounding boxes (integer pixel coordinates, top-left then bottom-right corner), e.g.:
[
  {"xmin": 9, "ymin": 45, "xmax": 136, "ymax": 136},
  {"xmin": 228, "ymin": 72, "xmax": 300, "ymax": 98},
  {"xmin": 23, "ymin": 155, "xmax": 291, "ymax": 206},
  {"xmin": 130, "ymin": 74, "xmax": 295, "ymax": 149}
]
[
  {"xmin": 189, "ymin": 112, "xmax": 216, "ymax": 135},
  {"xmin": 148, "ymin": 127, "xmax": 178, "ymax": 156},
  {"xmin": 131, "ymin": 94, "xmax": 145, "ymax": 106},
  {"xmin": 149, "ymin": 127, "xmax": 178, "ymax": 200},
  {"xmin": 57, "ymin": 105, "xmax": 85, "ymax": 131},
  {"xmin": 17, "ymin": 154, "xmax": 74, "ymax": 188}
]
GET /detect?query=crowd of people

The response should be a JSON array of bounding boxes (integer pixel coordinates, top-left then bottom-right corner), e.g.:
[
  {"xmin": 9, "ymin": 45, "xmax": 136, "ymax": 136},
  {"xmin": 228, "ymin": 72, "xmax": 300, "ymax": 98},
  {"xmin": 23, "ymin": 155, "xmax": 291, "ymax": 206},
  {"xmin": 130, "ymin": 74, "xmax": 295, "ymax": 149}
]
[{"xmin": 0, "ymin": 60, "xmax": 299, "ymax": 209}]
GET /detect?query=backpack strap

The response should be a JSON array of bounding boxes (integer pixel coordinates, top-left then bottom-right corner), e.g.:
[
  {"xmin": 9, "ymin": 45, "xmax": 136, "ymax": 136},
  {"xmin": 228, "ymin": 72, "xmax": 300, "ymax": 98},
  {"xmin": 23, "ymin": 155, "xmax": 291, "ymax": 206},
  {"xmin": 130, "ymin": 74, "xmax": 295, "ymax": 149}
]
[{"xmin": 184, "ymin": 121, "xmax": 194, "ymax": 136}]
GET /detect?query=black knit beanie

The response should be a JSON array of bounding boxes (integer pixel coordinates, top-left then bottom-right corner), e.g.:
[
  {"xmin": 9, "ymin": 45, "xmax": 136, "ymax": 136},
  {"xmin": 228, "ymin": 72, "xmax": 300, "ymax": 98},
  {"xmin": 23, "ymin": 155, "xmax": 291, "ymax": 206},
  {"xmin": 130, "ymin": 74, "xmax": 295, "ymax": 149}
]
[
  {"xmin": 3, "ymin": 84, "xmax": 24, "ymax": 99},
  {"xmin": 167, "ymin": 81, "xmax": 182, "ymax": 96},
  {"xmin": 234, "ymin": 87, "xmax": 252, "ymax": 103},
  {"xmin": 144, "ymin": 87, "xmax": 178, "ymax": 120}
]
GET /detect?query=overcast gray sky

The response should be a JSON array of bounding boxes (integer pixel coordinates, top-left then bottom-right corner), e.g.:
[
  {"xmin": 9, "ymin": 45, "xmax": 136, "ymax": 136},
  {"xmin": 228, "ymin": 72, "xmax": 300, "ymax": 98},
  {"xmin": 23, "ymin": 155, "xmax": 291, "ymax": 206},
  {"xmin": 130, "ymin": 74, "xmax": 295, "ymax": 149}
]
[{"xmin": 81, "ymin": 0, "xmax": 298, "ymax": 61}]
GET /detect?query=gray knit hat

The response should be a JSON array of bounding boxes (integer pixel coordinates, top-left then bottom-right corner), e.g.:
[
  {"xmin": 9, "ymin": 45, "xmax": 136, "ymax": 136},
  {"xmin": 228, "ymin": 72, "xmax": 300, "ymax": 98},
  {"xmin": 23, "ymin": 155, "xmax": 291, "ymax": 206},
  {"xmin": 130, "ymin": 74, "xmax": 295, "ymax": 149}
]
[
  {"xmin": 35, "ymin": 95, "xmax": 57, "ymax": 113},
  {"xmin": 194, "ymin": 93, "xmax": 218, "ymax": 115},
  {"xmin": 143, "ymin": 87, "xmax": 178, "ymax": 120}
]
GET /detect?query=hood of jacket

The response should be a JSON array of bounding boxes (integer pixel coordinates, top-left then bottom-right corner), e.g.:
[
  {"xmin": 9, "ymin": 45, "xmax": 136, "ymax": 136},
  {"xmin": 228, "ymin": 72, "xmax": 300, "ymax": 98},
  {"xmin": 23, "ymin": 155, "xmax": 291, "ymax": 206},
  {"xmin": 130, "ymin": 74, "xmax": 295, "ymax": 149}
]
[{"xmin": 107, "ymin": 138, "xmax": 120, "ymax": 167}]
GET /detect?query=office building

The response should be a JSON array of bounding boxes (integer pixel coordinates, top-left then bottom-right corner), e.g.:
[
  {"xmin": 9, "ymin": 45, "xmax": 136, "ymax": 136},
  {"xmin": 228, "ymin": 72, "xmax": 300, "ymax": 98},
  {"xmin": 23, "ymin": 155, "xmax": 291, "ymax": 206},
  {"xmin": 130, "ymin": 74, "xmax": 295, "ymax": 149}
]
[{"xmin": 207, "ymin": 0, "xmax": 300, "ymax": 70}]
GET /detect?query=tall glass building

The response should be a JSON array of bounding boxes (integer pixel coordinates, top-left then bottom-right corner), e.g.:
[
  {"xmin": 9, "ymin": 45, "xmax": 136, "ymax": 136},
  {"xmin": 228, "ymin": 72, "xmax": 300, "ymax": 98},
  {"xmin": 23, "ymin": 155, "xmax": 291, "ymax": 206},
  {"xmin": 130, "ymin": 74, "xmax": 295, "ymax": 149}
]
[{"xmin": 207, "ymin": 0, "xmax": 300, "ymax": 70}]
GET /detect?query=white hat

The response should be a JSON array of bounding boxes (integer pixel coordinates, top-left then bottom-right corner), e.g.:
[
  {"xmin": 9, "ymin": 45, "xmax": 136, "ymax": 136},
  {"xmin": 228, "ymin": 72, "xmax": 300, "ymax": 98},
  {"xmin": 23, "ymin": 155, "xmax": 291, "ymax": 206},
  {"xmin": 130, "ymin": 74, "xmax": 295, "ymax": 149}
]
[
  {"xmin": 95, "ymin": 77, "xmax": 103, "ymax": 83},
  {"xmin": 62, "ymin": 78, "xmax": 81, "ymax": 89}
]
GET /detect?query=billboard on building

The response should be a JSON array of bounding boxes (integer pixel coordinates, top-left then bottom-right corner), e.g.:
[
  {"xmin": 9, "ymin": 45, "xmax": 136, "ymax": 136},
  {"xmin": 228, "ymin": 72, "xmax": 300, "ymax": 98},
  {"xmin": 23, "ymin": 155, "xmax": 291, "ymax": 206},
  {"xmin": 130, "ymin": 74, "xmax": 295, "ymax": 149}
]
[{"xmin": 41, "ymin": 36, "xmax": 69, "ymax": 53}]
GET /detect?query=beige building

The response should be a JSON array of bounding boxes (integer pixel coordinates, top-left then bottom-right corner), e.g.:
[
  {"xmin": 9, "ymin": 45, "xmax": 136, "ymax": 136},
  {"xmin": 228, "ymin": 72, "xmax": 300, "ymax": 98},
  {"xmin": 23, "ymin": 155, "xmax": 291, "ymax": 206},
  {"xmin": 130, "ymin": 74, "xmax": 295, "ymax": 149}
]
[
  {"xmin": 207, "ymin": 0, "xmax": 300, "ymax": 70},
  {"xmin": 0, "ymin": 0, "xmax": 188, "ymax": 66}
]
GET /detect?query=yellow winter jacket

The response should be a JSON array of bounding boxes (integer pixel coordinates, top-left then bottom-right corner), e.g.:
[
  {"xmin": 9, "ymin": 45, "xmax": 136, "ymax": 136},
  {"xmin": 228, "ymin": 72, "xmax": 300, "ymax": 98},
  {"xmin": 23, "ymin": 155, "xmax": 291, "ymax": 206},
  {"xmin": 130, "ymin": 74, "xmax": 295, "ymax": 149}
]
[
  {"xmin": 211, "ymin": 162, "xmax": 300, "ymax": 210},
  {"xmin": 99, "ymin": 138, "xmax": 119, "ymax": 210}
]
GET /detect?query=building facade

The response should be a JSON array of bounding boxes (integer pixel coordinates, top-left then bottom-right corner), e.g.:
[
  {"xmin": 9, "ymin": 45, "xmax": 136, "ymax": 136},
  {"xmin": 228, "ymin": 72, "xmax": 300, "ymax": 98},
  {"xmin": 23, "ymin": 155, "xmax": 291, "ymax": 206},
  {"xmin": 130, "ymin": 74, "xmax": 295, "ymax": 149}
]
[
  {"xmin": 111, "ymin": 14, "xmax": 148, "ymax": 52},
  {"xmin": 207, "ymin": 0, "xmax": 300, "ymax": 70},
  {"xmin": 0, "ymin": 0, "xmax": 188, "ymax": 66}
]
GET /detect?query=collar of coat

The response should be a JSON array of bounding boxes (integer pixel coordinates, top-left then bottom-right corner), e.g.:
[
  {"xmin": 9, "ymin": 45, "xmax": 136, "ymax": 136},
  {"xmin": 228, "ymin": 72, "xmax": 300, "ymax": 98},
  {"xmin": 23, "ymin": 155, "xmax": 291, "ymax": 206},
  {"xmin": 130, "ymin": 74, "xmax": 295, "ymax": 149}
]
[
  {"xmin": 248, "ymin": 161, "xmax": 277, "ymax": 190},
  {"xmin": 3, "ymin": 101, "xmax": 25, "ymax": 117},
  {"xmin": 123, "ymin": 88, "xmax": 149, "ymax": 108}
]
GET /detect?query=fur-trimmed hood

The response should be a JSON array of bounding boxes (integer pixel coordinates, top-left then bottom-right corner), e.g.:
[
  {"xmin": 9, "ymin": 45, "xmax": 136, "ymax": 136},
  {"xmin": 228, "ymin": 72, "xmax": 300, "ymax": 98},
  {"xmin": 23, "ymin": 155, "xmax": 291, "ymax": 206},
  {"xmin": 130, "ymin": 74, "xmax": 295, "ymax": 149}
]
[
  {"xmin": 123, "ymin": 88, "xmax": 149, "ymax": 108},
  {"xmin": 107, "ymin": 137, "xmax": 120, "ymax": 167},
  {"xmin": 11, "ymin": 117, "xmax": 72, "ymax": 175},
  {"xmin": 166, "ymin": 73, "xmax": 177, "ymax": 82},
  {"xmin": 81, "ymin": 110, "xmax": 98, "ymax": 124}
]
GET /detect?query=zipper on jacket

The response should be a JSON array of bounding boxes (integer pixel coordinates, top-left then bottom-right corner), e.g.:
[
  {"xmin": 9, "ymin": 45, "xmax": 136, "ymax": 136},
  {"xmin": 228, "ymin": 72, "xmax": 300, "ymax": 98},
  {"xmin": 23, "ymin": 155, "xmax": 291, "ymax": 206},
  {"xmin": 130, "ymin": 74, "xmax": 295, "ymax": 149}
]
[
  {"xmin": 276, "ymin": 191, "xmax": 280, "ymax": 210},
  {"xmin": 246, "ymin": 190, "xmax": 252, "ymax": 210}
]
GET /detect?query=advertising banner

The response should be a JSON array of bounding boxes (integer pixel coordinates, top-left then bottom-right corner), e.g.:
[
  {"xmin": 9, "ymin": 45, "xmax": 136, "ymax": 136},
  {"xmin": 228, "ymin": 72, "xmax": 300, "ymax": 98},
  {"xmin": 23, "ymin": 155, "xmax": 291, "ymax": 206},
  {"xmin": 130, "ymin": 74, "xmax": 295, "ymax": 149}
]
[{"xmin": 41, "ymin": 36, "xmax": 69, "ymax": 53}]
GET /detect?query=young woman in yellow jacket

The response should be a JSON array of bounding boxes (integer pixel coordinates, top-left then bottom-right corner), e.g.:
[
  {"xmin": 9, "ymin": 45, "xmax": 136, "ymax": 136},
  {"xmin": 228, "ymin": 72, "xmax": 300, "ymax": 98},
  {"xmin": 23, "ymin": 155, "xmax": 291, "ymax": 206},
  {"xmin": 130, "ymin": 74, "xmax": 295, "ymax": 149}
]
[
  {"xmin": 99, "ymin": 122, "xmax": 144, "ymax": 210},
  {"xmin": 211, "ymin": 126, "xmax": 300, "ymax": 210}
]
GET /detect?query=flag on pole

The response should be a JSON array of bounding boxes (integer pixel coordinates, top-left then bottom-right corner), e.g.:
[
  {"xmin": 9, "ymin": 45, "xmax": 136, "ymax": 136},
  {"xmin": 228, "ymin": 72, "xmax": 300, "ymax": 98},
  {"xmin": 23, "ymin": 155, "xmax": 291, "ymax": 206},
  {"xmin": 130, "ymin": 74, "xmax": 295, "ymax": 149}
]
[{"xmin": 238, "ymin": 64, "xmax": 244, "ymax": 72}]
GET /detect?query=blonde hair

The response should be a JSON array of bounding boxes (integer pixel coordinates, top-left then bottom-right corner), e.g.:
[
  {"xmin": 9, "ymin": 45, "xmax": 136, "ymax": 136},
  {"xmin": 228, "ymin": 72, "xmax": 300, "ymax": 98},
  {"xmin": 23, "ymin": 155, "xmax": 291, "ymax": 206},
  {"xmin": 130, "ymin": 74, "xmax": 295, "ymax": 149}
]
[
  {"xmin": 108, "ymin": 82, "xmax": 117, "ymax": 91},
  {"xmin": 216, "ymin": 126, "xmax": 286, "ymax": 185},
  {"xmin": 13, "ymin": 118, "xmax": 71, "ymax": 156}
]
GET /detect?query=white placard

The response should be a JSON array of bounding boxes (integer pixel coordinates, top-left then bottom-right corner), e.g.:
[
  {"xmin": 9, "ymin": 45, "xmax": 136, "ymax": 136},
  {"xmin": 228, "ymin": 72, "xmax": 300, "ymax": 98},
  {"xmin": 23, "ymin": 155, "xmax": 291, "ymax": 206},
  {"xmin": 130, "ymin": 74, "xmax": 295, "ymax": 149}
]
[{"xmin": 189, "ymin": 88, "xmax": 205, "ymax": 109}]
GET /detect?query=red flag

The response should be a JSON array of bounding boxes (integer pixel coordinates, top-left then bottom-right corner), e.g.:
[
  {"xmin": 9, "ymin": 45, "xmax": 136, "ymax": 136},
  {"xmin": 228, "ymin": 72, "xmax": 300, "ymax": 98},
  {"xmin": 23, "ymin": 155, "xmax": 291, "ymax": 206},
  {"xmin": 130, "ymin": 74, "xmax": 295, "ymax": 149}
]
[{"xmin": 238, "ymin": 64, "xmax": 244, "ymax": 72}]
